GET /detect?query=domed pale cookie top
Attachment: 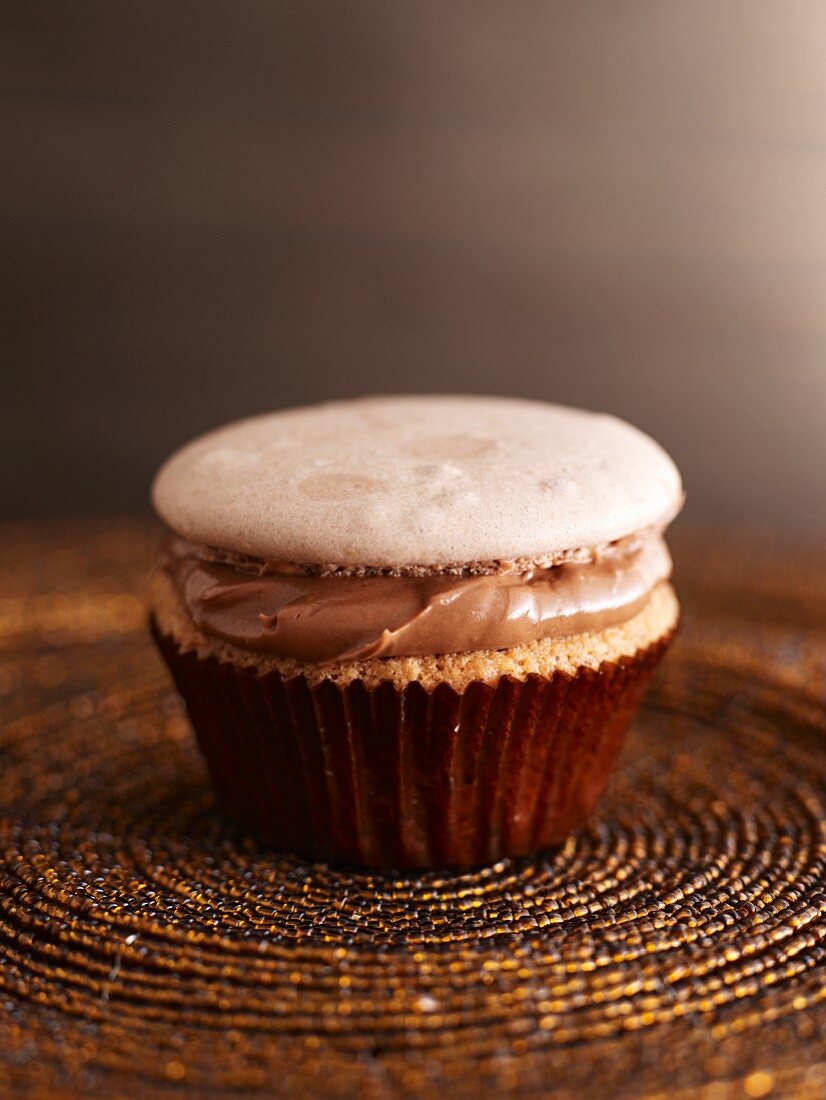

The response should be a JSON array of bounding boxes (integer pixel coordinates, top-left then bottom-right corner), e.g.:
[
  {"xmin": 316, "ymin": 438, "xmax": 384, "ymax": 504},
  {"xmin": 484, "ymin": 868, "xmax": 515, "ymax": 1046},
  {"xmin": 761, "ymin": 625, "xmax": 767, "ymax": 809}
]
[{"xmin": 152, "ymin": 396, "xmax": 683, "ymax": 567}]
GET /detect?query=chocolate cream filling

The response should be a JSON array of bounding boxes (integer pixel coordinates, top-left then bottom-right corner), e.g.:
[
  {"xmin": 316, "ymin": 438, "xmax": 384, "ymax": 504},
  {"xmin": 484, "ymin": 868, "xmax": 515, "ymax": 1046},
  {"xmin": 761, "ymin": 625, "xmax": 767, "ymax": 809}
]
[{"xmin": 160, "ymin": 532, "xmax": 672, "ymax": 664}]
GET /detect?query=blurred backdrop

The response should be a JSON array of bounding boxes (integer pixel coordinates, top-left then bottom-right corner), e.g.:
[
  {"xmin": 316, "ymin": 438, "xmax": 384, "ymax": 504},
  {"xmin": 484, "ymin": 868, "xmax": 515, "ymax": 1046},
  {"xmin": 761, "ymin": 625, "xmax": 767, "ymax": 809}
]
[{"xmin": 3, "ymin": 2, "xmax": 825, "ymax": 527}]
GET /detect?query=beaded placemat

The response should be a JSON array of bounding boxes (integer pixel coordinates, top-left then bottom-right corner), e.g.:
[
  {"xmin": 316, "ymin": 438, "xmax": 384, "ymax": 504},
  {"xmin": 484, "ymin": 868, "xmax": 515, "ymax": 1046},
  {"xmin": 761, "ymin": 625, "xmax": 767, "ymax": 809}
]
[{"xmin": 1, "ymin": 519, "xmax": 825, "ymax": 1099}]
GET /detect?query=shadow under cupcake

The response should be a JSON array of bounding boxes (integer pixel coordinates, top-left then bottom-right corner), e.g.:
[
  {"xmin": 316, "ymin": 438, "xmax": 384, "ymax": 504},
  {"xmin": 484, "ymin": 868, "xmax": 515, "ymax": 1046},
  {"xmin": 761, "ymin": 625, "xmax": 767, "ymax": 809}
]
[{"xmin": 149, "ymin": 395, "xmax": 682, "ymax": 870}]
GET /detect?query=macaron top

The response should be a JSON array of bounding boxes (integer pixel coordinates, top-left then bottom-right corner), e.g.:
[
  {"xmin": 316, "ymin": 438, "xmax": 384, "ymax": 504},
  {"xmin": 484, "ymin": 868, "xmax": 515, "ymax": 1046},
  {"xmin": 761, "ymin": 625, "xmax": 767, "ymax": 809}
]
[{"xmin": 151, "ymin": 395, "xmax": 683, "ymax": 568}]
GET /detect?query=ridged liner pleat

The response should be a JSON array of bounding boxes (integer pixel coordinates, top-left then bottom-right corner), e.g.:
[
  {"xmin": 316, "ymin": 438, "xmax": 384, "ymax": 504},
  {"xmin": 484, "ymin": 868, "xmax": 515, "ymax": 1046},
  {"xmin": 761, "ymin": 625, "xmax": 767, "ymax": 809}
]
[{"xmin": 151, "ymin": 622, "xmax": 673, "ymax": 870}]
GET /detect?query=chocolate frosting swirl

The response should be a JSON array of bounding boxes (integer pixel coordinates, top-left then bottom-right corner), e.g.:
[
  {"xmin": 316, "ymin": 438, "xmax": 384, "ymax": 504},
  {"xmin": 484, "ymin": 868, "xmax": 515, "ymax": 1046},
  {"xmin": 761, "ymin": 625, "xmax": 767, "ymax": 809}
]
[{"xmin": 161, "ymin": 533, "xmax": 672, "ymax": 663}]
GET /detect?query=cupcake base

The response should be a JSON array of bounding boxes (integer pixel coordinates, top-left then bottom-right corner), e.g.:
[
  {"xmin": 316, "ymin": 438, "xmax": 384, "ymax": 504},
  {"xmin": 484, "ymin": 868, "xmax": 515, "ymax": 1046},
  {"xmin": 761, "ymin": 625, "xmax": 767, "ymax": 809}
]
[{"xmin": 151, "ymin": 621, "xmax": 673, "ymax": 869}]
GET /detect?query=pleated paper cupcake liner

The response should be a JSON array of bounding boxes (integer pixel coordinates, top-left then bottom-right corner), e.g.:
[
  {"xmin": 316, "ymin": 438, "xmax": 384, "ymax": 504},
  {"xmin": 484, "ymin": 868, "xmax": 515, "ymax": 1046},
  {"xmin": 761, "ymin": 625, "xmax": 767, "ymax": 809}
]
[{"xmin": 152, "ymin": 623, "xmax": 672, "ymax": 869}]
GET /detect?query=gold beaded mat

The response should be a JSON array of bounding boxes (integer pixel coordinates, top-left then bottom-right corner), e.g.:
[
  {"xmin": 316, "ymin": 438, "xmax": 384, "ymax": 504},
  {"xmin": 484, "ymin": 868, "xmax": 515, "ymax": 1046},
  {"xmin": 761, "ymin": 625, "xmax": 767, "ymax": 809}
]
[{"xmin": 1, "ymin": 519, "xmax": 825, "ymax": 1099}]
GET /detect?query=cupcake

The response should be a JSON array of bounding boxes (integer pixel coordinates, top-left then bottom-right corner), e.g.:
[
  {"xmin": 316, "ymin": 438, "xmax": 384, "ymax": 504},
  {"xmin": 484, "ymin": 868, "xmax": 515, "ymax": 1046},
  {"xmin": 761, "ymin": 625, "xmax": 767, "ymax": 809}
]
[{"xmin": 149, "ymin": 395, "xmax": 683, "ymax": 869}]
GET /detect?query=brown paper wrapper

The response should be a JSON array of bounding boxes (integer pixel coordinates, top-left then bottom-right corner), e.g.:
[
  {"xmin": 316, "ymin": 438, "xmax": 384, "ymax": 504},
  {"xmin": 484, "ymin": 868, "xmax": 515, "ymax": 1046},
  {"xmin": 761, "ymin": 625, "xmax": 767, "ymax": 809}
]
[{"xmin": 151, "ymin": 622, "xmax": 671, "ymax": 869}]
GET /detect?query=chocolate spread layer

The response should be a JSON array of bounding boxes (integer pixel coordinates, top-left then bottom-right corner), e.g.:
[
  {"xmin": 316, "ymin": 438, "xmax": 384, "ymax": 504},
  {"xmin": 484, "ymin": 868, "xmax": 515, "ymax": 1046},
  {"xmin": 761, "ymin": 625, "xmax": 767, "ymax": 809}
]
[{"xmin": 160, "ymin": 533, "xmax": 672, "ymax": 663}]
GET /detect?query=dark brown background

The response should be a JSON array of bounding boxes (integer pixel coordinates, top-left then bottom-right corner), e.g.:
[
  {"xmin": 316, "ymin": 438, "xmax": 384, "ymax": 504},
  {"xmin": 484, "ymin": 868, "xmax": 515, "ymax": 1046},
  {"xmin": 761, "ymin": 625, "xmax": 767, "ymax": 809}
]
[{"xmin": 3, "ymin": 2, "xmax": 825, "ymax": 526}]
